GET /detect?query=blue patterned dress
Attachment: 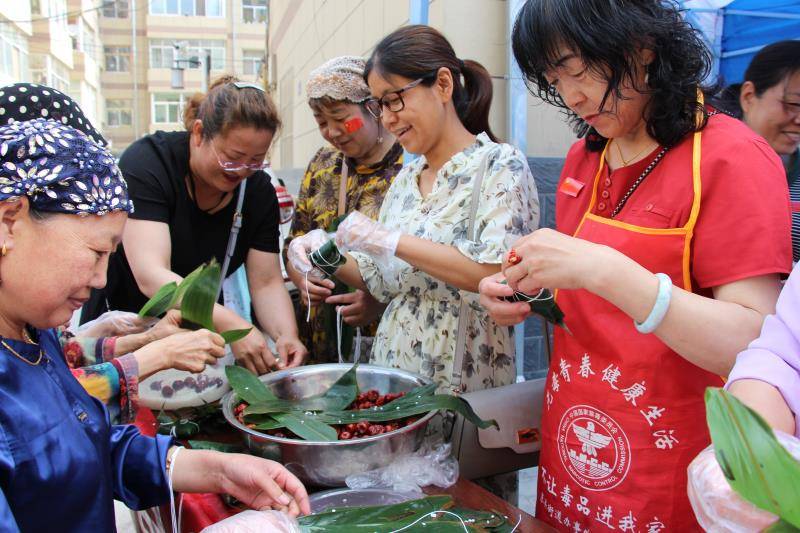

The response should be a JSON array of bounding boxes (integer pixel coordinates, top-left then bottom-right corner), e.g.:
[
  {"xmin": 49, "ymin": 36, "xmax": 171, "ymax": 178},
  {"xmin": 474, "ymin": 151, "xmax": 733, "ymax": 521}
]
[{"xmin": 0, "ymin": 329, "xmax": 173, "ymax": 531}]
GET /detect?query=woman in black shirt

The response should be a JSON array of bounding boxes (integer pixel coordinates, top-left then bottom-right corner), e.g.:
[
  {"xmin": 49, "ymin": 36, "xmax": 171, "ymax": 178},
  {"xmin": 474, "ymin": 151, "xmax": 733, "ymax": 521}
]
[{"xmin": 89, "ymin": 76, "xmax": 307, "ymax": 374}]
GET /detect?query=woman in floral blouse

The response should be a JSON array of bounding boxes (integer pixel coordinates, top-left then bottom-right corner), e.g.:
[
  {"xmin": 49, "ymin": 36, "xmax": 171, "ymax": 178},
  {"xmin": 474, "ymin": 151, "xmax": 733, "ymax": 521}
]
[
  {"xmin": 285, "ymin": 56, "xmax": 402, "ymax": 363},
  {"xmin": 290, "ymin": 27, "xmax": 539, "ymax": 419},
  {"xmin": 289, "ymin": 27, "xmax": 538, "ymax": 499}
]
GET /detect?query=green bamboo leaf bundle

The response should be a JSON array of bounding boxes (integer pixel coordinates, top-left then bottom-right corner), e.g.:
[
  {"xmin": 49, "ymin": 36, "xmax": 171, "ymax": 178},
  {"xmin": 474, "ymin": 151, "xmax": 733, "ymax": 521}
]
[
  {"xmin": 705, "ymin": 388, "xmax": 800, "ymax": 527},
  {"xmin": 297, "ymin": 495, "xmax": 515, "ymax": 532},
  {"xmin": 138, "ymin": 260, "xmax": 253, "ymax": 344},
  {"xmin": 501, "ymin": 280, "xmax": 569, "ymax": 332},
  {"xmin": 309, "ymin": 239, "xmax": 346, "ymax": 279}
]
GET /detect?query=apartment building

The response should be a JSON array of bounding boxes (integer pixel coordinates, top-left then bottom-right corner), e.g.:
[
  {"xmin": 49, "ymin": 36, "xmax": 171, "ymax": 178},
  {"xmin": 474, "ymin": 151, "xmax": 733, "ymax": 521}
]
[
  {"xmin": 0, "ymin": 4, "xmax": 33, "ymax": 87},
  {"xmin": 99, "ymin": 0, "xmax": 268, "ymax": 154},
  {"xmin": 266, "ymin": 0, "xmax": 577, "ymax": 174}
]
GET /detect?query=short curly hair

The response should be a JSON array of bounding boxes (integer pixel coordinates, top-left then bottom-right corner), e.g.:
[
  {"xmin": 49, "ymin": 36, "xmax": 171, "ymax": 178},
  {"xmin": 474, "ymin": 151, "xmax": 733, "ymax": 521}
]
[{"xmin": 512, "ymin": 0, "xmax": 712, "ymax": 151}]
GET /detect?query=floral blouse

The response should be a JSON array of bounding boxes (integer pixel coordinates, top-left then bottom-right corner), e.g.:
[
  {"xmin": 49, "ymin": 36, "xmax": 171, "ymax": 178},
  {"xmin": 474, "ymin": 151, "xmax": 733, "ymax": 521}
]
[
  {"xmin": 286, "ymin": 142, "xmax": 403, "ymax": 363},
  {"xmin": 59, "ymin": 330, "xmax": 139, "ymax": 423},
  {"xmin": 352, "ymin": 133, "xmax": 540, "ymax": 392}
]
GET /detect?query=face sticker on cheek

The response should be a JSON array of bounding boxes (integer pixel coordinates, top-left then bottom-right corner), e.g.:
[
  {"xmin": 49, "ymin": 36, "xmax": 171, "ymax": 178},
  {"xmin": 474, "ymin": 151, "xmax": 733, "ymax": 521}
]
[{"xmin": 344, "ymin": 116, "xmax": 364, "ymax": 134}]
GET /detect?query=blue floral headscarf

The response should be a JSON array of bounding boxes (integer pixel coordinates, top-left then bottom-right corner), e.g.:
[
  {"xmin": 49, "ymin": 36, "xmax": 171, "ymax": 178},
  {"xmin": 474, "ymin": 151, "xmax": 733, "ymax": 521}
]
[{"xmin": 0, "ymin": 118, "xmax": 132, "ymax": 216}]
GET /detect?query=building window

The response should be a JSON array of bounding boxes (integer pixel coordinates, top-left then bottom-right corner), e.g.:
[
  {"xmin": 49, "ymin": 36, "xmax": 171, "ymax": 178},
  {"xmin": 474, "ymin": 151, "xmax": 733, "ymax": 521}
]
[
  {"xmin": 149, "ymin": 39, "xmax": 176, "ymax": 69},
  {"xmin": 106, "ymin": 99, "xmax": 133, "ymax": 127},
  {"xmin": 105, "ymin": 46, "xmax": 130, "ymax": 72},
  {"xmin": 0, "ymin": 25, "xmax": 29, "ymax": 84},
  {"xmin": 149, "ymin": 39, "xmax": 225, "ymax": 70},
  {"xmin": 242, "ymin": 0, "xmax": 267, "ymax": 23},
  {"xmin": 30, "ymin": 54, "xmax": 69, "ymax": 93},
  {"xmin": 152, "ymin": 93, "xmax": 186, "ymax": 124},
  {"xmin": 102, "ymin": 0, "xmax": 129, "ymax": 18},
  {"xmin": 150, "ymin": 0, "xmax": 223, "ymax": 17},
  {"xmin": 242, "ymin": 50, "xmax": 262, "ymax": 77}
]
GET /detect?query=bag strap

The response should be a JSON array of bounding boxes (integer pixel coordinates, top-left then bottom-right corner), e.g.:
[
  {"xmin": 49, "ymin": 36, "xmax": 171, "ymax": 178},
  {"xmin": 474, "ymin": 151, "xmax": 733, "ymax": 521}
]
[
  {"xmin": 215, "ymin": 178, "xmax": 248, "ymax": 301},
  {"xmin": 337, "ymin": 158, "xmax": 349, "ymax": 217},
  {"xmin": 450, "ymin": 151, "xmax": 491, "ymax": 393}
]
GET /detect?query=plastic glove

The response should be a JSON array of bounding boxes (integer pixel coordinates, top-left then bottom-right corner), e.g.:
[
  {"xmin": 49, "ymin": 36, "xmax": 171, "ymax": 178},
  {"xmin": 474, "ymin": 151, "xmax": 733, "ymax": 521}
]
[
  {"xmin": 287, "ymin": 229, "xmax": 329, "ymax": 278},
  {"xmin": 687, "ymin": 430, "xmax": 800, "ymax": 532},
  {"xmin": 200, "ymin": 510, "xmax": 300, "ymax": 533},
  {"xmin": 335, "ymin": 211, "xmax": 401, "ymax": 265},
  {"xmin": 75, "ymin": 310, "xmax": 156, "ymax": 337}
]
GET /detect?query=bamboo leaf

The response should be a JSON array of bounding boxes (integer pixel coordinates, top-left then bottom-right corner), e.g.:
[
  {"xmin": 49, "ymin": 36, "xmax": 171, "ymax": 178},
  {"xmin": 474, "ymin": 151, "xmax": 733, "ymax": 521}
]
[
  {"xmin": 313, "ymin": 362, "xmax": 359, "ymax": 410},
  {"xmin": 766, "ymin": 519, "xmax": 800, "ymax": 533},
  {"xmin": 251, "ymin": 417, "xmax": 286, "ymax": 431},
  {"xmin": 225, "ymin": 365, "xmax": 277, "ymax": 404},
  {"xmin": 181, "ymin": 261, "xmax": 220, "ymax": 331},
  {"xmin": 138, "ymin": 282, "xmax": 178, "ymax": 318},
  {"xmin": 173, "ymin": 264, "xmax": 205, "ymax": 306},
  {"xmin": 220, "ymin": 328, "xmax": 252, "ymax": 344},
  {"xmin": 298, "ymin": 495, "xmax": 454, "ymax": 529},
  {"xmin": 705, "ymin": 388, "xmax": 800, "ymax": 526},
  {"xmin": 271, "ymin": 412, "xmax": 338, "ymax": 442}
]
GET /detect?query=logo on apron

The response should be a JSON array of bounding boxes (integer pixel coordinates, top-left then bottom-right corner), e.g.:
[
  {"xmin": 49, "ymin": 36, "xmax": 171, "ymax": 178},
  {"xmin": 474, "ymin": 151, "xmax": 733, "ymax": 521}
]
[{"xmin": 557, "ymin": 405, "xmax": 631, "ymax": 491}]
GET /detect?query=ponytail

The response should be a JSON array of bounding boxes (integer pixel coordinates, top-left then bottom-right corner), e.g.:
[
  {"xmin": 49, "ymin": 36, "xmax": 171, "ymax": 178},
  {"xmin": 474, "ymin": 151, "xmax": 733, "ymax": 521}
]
[{"xmin": 365, "ymin": 25, "xmax": 498, "ymax": 142}]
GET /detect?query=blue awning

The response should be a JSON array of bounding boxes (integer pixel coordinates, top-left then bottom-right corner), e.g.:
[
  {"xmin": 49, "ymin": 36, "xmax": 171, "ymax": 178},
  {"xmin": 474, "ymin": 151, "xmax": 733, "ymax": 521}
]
[{"xmin": 682, "ymin": 0, "xmax": 800, "ymax": 83}]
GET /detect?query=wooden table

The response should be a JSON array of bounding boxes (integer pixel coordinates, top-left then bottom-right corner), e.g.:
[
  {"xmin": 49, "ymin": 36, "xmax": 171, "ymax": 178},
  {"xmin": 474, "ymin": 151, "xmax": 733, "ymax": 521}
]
[{"xmin": 424, "ymin": 478, "xmax": 556, "ymax": 533}]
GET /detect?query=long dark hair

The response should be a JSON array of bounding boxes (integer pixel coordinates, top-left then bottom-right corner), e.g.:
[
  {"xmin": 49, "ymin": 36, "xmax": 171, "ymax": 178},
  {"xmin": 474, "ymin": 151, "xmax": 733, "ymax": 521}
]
[
  {"xmin": 364, "ymin": 25, "xmax": 498, "ymax": 142},
  {"xmin": 512, "ymin": 0, "xmax": 712, "ymax": 151},
  {"xmin": 715, "ymin": 40, "xmax": 800, "ymax": 118}
]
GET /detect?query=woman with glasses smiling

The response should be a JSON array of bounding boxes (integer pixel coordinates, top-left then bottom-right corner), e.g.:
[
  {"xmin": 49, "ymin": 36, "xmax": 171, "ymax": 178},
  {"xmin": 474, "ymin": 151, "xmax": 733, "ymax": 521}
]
[
  {"xmin": 289, "ymin": 25, "xmax": 539, "ymax": 499},
  {"xmin": 84, "ymin": 75, "xmax": 308, "ymax": 376}
]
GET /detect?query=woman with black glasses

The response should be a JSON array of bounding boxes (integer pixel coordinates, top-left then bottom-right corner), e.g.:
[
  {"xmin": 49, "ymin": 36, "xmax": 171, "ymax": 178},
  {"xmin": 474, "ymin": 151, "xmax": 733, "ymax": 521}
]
[
  {"xmin": 289, "ymin": 26, "xmax": 539, "ymax": 497},
  {"xmin": 84, "ymin": 76, "xmax": 307, "ymax": 375}
]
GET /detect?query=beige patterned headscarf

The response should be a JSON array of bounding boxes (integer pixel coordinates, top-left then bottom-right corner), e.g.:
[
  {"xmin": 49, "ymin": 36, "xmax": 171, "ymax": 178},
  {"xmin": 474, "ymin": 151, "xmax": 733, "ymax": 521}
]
[{"xmin": 306, "ymin": 56, "xmax": 371, "ymax": 103}]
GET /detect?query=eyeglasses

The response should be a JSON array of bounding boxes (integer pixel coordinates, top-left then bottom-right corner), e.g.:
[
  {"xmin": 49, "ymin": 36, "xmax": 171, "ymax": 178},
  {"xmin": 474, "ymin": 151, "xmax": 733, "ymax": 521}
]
[
  {"xmin": 365, "ymin": 75, "xmax": 434, "ymax": 119},
  {"xmin": 210, "ymin": 142, "xmax": 269, "ymax": 173}
]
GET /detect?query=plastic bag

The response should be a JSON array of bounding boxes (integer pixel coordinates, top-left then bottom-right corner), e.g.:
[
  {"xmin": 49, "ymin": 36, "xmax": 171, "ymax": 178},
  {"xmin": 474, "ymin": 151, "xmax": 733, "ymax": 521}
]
[
  {"xmin": 74, "ymin": 310, "xmax": 156, "ymax": 337},
  {"xmin": 345, "ymin": 442, "xmax": 458, "ymax": 493},
  {"xmin": 687, "ymin": 430, "xmax": 800, "ymax": 532},
  {"xmin": 200, "ymin": 510, "xmax": 301, "ymax": 533}
]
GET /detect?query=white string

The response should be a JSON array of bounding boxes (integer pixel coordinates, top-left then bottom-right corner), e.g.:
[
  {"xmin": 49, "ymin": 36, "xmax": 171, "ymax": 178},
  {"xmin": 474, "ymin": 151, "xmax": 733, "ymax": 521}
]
[
  {"xmin": 167, "ymin": 446, "xmax": 184, "ymax": 533},
  {"xmin": 303, "ymin": 271, "xmax": 311, "ymax": 322},
  {"xmin": 336, "ymin": 306, "xmax": 343, "ymax": 364},
  {"xmin": 514, "ymin": 288, "xmax": 551, "ymax": 302},
  {"xmin": 510, "ymin": 513, "xmax": 522, "ymax": 532},
  {"xmin": 388, "ymin": 510, "xmax": 469, "ymax": 533},
  {"xmin": 354, "ymin": 326, "xmax": 362, "ymax": 364}
]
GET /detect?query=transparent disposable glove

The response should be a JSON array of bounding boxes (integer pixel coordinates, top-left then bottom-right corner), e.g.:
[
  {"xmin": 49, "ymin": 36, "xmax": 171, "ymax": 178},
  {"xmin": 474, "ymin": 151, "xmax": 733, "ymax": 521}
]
[
  {"xmin": 687, "ymin": 431, "xmax": 800, "ymax": 532},
  {"xmin": 335, "ymin": 211, "xmax": 401, "ymax": 265},
  {"xmin": 287, "ymin": 229, "xmax": 329, "ymax": 278},
  {"xmin": 200, "ymin": 510, "xmax": 300, "ymax": 533},
  {"xmin": 75, "ymin": 310, "xmax": 156, "ymax": 337}
]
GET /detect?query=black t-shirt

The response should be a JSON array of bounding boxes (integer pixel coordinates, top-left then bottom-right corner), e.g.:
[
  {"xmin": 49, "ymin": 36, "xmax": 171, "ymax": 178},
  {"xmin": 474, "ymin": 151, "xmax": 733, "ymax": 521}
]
[{"xmin": 87, "ymin": 130, "xmax": 279, "ymax": 317}]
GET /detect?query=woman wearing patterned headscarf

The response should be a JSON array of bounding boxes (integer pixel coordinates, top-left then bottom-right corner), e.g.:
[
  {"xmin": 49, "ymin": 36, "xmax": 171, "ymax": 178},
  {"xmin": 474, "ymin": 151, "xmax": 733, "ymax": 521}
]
[
  {"xmin": 284, "ymin": 56, "xmax": 402, "ymax": 363},
  {"xmin": 0, "ymin": 82, "xmax": 217, "ymax": 424},
  {"xmin": 0, "ymin": 119, "xmax": 309, "ymax": 530},
  {"xmin": 0, "ymin": 82, "xmax": 106, "ymax": 145}
]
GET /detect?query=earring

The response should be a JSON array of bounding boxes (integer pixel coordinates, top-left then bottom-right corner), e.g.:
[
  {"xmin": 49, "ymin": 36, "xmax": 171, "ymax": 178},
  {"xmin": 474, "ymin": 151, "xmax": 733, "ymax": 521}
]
[
  {"xmin": 1, "ymin": 243, "xmax": 6, "ymax": 256},
  {"xmin": 644, "ymin": 72, "xmax": 650, "ymax": 86},
  {"xmin": 376, "ymin": 121, "xmax": 384, "ymax": 144}
]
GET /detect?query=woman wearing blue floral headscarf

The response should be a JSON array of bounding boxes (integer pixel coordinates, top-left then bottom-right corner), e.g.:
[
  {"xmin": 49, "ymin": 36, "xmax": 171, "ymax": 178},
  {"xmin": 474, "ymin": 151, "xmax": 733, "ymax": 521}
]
[{"xmin": 0, "ymin": 119, "xmax": 309, "ymax": 531}]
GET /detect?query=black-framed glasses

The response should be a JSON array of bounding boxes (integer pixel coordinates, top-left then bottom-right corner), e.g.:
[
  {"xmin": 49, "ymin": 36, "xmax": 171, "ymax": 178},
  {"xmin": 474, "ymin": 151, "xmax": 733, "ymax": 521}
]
[{"xmin": 365, "ymin": 74, "xmax": 434, "ymax": 118}]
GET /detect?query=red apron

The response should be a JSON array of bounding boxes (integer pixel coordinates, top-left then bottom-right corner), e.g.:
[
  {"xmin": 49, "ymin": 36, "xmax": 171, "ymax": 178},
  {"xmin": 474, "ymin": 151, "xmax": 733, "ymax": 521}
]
[{"xmin": 535, "ymin": 128, "xmax": 722, "ymax": 531}]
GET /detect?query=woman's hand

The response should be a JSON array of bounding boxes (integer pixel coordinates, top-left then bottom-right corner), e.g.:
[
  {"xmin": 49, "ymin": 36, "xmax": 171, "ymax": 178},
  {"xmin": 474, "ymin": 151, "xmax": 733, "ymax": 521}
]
[
  {"xmin": 503, "ymin": 228, "xmax": 614, "ymax": 294},
  {"xmin": 134, "ymin": 329, "xmax": 225, "ymax": 378},
  {"xmin": 219, "ymin": 455, "xmax": 310, "ymax": 517},
  {"xmin": 287, "ymin": 229, "xmax": 329, "ymax": 277},
  {"xmin": 275, "ymin": 335, "xmax": 308, "ymax": 369},
  {"xmin": 172, "ymin": 450, "xmax": 310, "ymax": 517},
  {"xmin": 145, "ymin": 310, "xmax": 185, "ymax": 342},
  {"xmin": 478, "ymin": 272, "xmax": 531, "ymax": 326},
  {"xmin": 287, "ymin": 262, "xmax": 334, "ymax": 306},
  {"xmin": 326, "ymin": 289, "xmax": 385, "ymax": 327},
  {"xmin": 231, "ymin": 327, "xmax": 280, "ymax": 375}
]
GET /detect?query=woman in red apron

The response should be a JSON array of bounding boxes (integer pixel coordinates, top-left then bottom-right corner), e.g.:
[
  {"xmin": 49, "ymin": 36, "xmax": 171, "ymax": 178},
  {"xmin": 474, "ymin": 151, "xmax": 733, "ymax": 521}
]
[{"xmin": 480, "ymin": 1, "xmax": 792, "ymax": 530}]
